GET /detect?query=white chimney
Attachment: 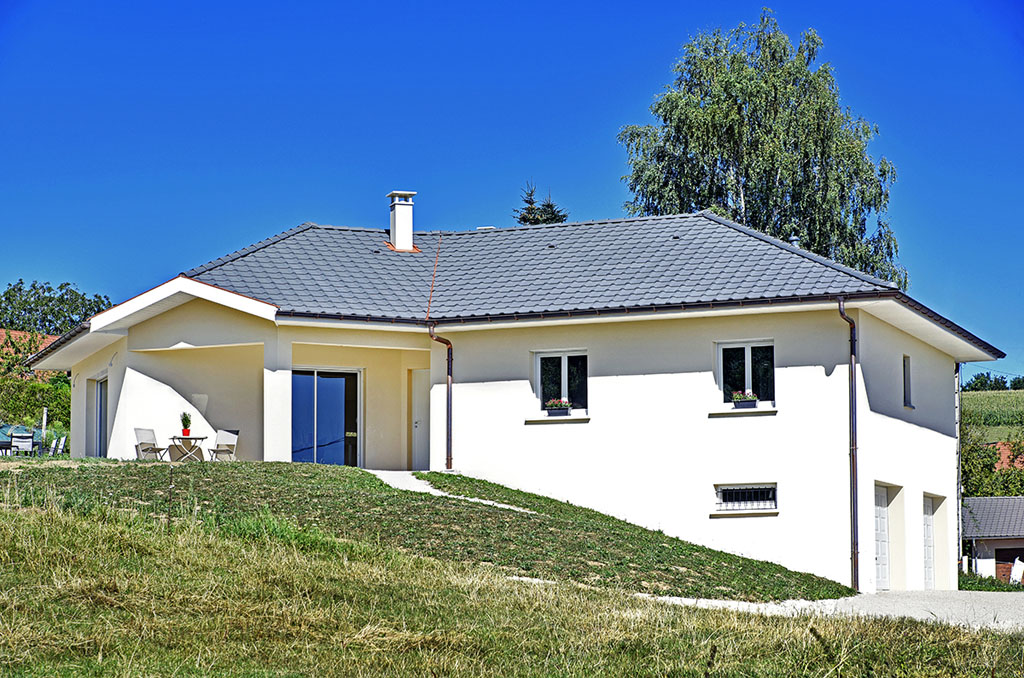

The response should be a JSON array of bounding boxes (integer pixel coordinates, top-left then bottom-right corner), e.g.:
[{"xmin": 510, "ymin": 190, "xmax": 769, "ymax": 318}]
[{"xmin": 387, "ymin": 190, "xmax": 417, "ymax": 251}]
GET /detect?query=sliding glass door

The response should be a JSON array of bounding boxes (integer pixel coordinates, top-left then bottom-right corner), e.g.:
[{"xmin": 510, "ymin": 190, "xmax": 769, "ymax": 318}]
[{"xmin": 291, "ymin": 370, "xmax": 359, "ymax": 466}]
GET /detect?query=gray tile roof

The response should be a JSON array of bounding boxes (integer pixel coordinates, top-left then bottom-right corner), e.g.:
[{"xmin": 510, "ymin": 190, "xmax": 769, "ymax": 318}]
[
  {"xmin": 962, "ymin": 496, "xmax": 1024, "ymax": 539},
  {"xmin": 184, "ymin": 211, "xmax": 897, "ymax": 322}
]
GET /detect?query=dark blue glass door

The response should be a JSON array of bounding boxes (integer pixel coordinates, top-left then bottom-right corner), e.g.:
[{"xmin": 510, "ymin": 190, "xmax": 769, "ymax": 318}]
[{"xmin": 291, "ymin": 370, "xmax": 359, "ymax": 466}]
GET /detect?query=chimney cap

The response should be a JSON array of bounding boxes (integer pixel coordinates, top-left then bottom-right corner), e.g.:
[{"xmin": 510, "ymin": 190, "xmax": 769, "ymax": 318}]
[{"xmin": 387, "ymin": 190, "xmax": 417, "ymax": 200}]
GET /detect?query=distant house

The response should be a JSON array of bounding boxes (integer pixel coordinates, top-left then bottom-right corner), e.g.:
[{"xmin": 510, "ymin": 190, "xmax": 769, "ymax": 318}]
[
  {"xmin": 29, "ymin": 190, "xmax": 1003, "ymax": 592},
  {"xmin": 962, "ymin": 496, "xmax": 1024, "ymax": 582},
  {"xmin": 993, "ymin": 442, "xmax": 1024, "ymax": 471}
]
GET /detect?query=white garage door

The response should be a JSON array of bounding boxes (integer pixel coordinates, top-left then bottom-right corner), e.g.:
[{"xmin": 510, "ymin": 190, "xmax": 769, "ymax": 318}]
[
  {"xmin": 875, "ymin": 486, "xmax": 890, "ymax": 591},
  {"xmin": 923, "ymin": 496, "xmax": 935, "ymax": 590}
]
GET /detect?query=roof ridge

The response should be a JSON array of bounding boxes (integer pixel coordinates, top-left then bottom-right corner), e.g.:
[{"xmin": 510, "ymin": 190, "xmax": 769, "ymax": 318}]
[
  {"xmin": 696, "ymin": 210, "xmax": 899, "ymax": 291},
  {"xmin": 183, "ymin": 222, "xmax": 321, "ymax": 278},
  {"xmin": 426, "ymin": 212, "xmax": 693, "ymax": 236}
]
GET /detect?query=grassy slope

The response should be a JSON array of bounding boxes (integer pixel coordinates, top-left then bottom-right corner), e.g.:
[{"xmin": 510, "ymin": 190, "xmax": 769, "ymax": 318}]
[
  {"xmin": 1, "ymin": 505, "xmax": 1022, "ymax": 677},
  {"xmin": 962, "ymin": 391, "xmax": 1024, "ymax": 443},
  {"xmin": 418, "ymin": 471, "xmax": 851, "ymax": 601},
  {"xmin": 0, "ymin": 459, "xmax": 848, "ymax": 602}
]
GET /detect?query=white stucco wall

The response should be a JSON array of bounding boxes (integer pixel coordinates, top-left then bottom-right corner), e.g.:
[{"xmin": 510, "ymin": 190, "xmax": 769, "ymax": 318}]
[
  {"xmin": 68, "ymin": 299, "xmax": 431, "ymax": 467},
  {"xmin": 429, "ymin": 307, "xmax": 962, "ymax": 591},
  {"xmin": 856, "ymin": 312, "xmax": 959, "ymax": 591}
]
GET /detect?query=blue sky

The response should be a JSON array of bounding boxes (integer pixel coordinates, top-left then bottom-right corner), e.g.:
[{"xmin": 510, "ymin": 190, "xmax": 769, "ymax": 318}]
[{"xmin": 1, "ymin": 0, "xmax": 1021, "ymax": 377}]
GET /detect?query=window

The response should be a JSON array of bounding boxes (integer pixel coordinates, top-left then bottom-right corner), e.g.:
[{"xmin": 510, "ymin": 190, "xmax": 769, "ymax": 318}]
[
  {"xmin": 537, "ymin": 352, "xmax": 588, "ymax": 409},
  {"xmin": 903, "ymin": 355, "xmax": 913, "ymax": 407},
  {"xmin": 716, "ymin": 484, "xmax": 777, "ymax": 511},
  {"xmin": 719, "ymin": 342, "xmax": 774, "ymax": 403}
]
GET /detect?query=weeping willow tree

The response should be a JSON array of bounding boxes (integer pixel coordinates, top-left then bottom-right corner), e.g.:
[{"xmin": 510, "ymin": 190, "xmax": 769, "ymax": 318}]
[{"xmin": 619, "ymin": 10, "xmax": 907, "ymax": 289}]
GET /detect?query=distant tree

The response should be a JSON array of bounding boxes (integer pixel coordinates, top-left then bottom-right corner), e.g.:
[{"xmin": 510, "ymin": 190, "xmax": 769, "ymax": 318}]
[
  {"xmin": 0, "ymin": 279, "xmax": 111, "ymax": 336},
  {"xmin": 964, "ymin": 372, "xmax": 1009, "ymax": 392},
  {"xmin": 618, "ymin": 9, "xmax": 907, "ymax": 289},
  {"xmin": 514, "ymin": 182, "xmax": 569, "ymax": 225},
  {"xmin": 537, "ymin": 192, "xmax": 569, "ymax": 224},
  {"xmin": 961, "ymin": 410, "xmax": 1002, "ymax": 496},
  {"xmin": 961, "ymin": 411, "xmax": 1024, "ymax": 497},
  {"xmin": 1010, "ymin": 376, "xmax": 1024, "ymax": 391}
]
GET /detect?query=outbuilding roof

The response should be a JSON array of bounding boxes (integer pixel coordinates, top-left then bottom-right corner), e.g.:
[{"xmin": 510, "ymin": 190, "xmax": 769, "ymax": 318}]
[
  {"xmin": 184, "ymin": 211, "xmax": 897, "ymax": 322},
  {"xmin": 962, "ymin": 496, "xmax": 1024, "ymax": 539}
]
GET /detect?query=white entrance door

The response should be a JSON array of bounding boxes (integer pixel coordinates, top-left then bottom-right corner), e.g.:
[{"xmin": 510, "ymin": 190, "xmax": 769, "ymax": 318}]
[
  {"xmin": 411, "ymin": 369, "xmax": 430, "ymax": 470},
  {"xmin": 923, "ymin": 496, "xmax": 935, "ymax": 590},
  {"xmin": 875, "ymin": 485, "xmax": 890, "ymax": 591}
]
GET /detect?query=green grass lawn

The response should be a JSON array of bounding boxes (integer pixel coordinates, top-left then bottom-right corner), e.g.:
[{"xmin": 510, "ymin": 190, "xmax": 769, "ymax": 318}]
[
  {"xmin": 1, "ymin": 503, "xmax": 1021, "ymax": 677},
  {"xmin": 0, "ymin": 458, "xmax": 848, "ymax": 602}
]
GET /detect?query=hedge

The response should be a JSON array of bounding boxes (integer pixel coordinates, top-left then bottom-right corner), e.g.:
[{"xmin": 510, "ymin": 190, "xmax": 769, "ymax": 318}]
[{"xmin": 0, "ymin": 377, "xmax": 71, "ymax": 427}]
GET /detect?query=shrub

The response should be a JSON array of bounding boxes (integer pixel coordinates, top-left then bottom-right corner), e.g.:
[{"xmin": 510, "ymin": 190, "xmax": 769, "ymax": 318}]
[
  {"xmin": 0, "ymin": 376, "xmax": 70, "ymax": 425},
  {"xmin": 959, "ymin": 571, "xmax": 1024, "ymax": 592}
]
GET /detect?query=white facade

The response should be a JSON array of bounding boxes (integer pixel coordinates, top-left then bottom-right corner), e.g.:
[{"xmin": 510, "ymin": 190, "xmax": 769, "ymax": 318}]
[
  {"xmin": 426, "ymin": 304, "xmax": 966, "ymax": 592},
  {"xmin": 35, "ymin": 276, "xmax": 994, "ymax": 592}
]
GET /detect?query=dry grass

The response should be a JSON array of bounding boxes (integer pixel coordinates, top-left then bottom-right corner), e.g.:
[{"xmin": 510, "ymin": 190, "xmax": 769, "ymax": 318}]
[{"xmin": 0, "ymin": 504, "xmax": 1021, "ymax": 676}]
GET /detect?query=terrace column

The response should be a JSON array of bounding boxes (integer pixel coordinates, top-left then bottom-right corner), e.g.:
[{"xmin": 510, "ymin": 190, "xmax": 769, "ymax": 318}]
[{"xmin": 262, "ymin": 334, "xmax": 292, "ymax": 462}]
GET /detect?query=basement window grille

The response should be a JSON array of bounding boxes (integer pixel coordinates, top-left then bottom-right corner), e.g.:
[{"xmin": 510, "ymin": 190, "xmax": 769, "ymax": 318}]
[{"xmin": 716, "ymin": 484, "xmax": 777, "ymax": 511}]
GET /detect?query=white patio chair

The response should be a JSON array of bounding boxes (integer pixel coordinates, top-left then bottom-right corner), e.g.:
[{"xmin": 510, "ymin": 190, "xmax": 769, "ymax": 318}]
[
  {"xmin": 134, "ymin": 428, "xmax": 167, "ymax": 461},
  {"xmin": 10, "ymin": 434, "xmax": 34, "ymax": 456},
  {"xmin": 55, "ymin": 435, "xmax": 67, "ymax": 456},
  {"xmin": 209, "ymin": 429, "xmax": 239, "ymax": 462}
]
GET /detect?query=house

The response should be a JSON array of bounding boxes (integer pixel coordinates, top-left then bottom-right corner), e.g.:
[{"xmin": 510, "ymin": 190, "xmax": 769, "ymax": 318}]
[
  {"xmin": 29, "ymin": 191, "xmax": 1003, "ymax": 592},
  {"xmin": 994, "ymin": 442, "xmax": 1024, "ymax": 471},
  {"xmin": 962, "ymin": 496, "xmax": 1024, "ymax": 582}
]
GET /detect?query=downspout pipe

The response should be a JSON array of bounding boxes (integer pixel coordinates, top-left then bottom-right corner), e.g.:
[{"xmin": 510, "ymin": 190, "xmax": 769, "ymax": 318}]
[
  {"xmin": 838, "ymin": 297, "xmax": 859, "ymax": 591},
  {"xmin": 428, "ymin": 324, "xmax": 453, "ymax": 470}
]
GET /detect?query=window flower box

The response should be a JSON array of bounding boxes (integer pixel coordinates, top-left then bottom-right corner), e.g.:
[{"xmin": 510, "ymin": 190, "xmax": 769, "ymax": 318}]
[
  {"xmin": 732, "ymin": 391, "xmax": 758, "ymax": 409},
  {"xmin": 544, "ymin": 398, "xmax": 571, "ymax": 417}
]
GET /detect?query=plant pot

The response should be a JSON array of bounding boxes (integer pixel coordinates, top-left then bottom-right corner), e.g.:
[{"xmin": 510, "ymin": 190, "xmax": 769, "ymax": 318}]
[
  {"xmin": 732, "ymin": 400, "xmax": 757, "ymax": 409},
  {"xmin": 546, "ymin": 408, "xmax": 570, "ymax": 417},
  {"xmin": 182, "ymin": 428, "xmax": 191, "ymax": 436}
]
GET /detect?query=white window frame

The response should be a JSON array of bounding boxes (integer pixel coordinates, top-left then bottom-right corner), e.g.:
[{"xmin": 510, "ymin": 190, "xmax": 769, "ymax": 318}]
[
  {"xmin": 534, "ymin": 350, "xmax": 588, "ymax": 412},
  {"xmin": 714, "ymin": 483, "xmax": 778, "ymax": 512},
  {"xmin": 717, "ymin": 340, "xmax": 775, "ymax": 403}
]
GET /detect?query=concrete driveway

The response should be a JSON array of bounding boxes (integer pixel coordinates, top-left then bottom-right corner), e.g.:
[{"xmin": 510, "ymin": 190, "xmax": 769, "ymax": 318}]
[{"xmin": 653, "ymin": 590, "xmax": 1024, "ymax": 632}]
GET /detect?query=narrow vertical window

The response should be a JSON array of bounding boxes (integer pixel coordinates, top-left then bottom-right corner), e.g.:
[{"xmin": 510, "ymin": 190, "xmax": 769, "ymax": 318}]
[{"xmin": 903, "ymin": 355, "xmax": 912, "ymax": 407}]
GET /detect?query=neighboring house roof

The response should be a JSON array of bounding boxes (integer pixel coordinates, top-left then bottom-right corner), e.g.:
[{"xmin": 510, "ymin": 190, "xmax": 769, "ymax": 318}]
[
  {"xmin": 184, "ymin": 212, "xmax": 898, "ymax": 321},
  {"xmin": 994, "ymin": 442, "xmax": 1024, "ymax": 471},
  {"xmin": 1, "ymin": 329, "xmax": 59, "ymax": 352},
  {"xmin": 962, "ymin": 496, "xmax": 1024, "ymax": 539}
]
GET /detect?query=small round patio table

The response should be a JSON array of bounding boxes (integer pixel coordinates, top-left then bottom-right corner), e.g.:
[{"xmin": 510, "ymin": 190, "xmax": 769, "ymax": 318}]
[{"xmin": 171, "ymin": 436, "xmax": 207, "ymax": 462}]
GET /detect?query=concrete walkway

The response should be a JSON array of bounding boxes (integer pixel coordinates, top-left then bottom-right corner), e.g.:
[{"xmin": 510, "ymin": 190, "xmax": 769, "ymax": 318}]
[
  {"xmin": 644, "ymin": 590, "xmax": 1024, "ymax": 632},
  {"xmin": 366, "ymin": 470, "xmax": 535, "ymax": 514},
  {"xmin": 511, "ymin": 578, "xmax": 1024, "ymax": 631}
]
